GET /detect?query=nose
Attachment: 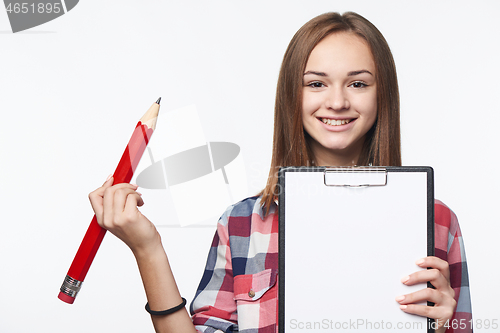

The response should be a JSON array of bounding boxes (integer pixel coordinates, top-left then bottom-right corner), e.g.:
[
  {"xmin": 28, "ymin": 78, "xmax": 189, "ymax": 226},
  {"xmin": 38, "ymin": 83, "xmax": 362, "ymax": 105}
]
[{"xmin": 325, "ymin": 86, "xmax": 349, "ymax": 111}]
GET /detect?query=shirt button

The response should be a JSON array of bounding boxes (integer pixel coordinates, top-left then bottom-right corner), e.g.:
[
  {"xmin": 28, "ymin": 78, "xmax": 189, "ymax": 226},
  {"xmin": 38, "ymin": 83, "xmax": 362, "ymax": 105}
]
[{"xmin": 248, "ymin": 290, "xmax": 255, "ymax": 298}]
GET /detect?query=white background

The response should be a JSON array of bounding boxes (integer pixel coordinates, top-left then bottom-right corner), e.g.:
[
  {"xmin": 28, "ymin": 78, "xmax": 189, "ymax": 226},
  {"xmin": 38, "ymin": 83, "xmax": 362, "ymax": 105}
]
[{"xmin": 0, "ymin": 0, "xmax": 499, "ymax": 332}]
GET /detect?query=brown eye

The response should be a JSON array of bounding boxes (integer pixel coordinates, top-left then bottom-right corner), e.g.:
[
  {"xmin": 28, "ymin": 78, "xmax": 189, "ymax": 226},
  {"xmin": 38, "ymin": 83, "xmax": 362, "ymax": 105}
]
[
  {"xmin": 307, "ymin": 81, "xmax": 325, "ymax": 88},
  {"xmin": 350, "ymin": 81, "xmax": 367, "ymax": 88}
]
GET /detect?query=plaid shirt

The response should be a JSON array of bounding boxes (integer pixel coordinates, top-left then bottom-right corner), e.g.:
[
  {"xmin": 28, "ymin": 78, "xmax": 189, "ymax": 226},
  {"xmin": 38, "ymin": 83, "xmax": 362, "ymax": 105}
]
[{"xmin": 190, "ymin": 196, "xmax": 472, "ymax": 333}]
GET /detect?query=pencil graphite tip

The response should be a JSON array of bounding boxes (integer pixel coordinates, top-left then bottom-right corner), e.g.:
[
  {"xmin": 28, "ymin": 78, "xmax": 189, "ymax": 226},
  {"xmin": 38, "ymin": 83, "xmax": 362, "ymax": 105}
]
[{"xmin": 156, "ymin": 97, "xmax": 161, "ymax": 105}]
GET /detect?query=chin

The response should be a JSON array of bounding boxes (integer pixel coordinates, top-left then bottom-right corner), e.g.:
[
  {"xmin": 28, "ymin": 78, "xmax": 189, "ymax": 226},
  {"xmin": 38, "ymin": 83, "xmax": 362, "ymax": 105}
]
[{"xmin": 322, "ymin": 141, "xmax": 352, "ymax": 152}]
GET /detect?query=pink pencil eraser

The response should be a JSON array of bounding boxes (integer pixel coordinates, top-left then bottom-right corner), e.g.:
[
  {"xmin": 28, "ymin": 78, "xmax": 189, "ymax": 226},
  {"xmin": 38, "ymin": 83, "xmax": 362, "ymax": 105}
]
[{"xmin": 58, "ymin": 291, "xmax": 75, "ymax": 304}]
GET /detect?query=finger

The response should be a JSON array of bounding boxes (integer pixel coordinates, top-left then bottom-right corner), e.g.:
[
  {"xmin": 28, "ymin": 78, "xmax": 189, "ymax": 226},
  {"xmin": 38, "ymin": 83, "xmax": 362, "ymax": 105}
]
[
  {"xmin": 112, "ymin": 188, "xmax": 143, "ymax": 222},
  {"xmin": 135, "ymin": 192, "xmax": 144, "ymax": 207},
  {"xmin": 89, "ymin": 176, "xmax": 113, "ymax": 202},
  {"xmin": 396, "ymin": 287, "xmax": 449, "ymax": 306},
  {"xmin": 118, "ymin": 185, "xmax": 144, "ymax": 207},
  {"xmin": 102, "ymin": 183, "xmax": 139, "ymax": 227},
  {"xmin": 402, "ymin": 269, "xmax": 452, "ymax": 293},
  {"xmin": 92, "ymin": 179, "xmax": 136, "ymax": 203},
  {"xmin": 399, "ymin": 303, "xmax": 433, "ymax": 318},
  {"xmin": 123, "ymin": 192, "xmax": 145, "ymax": 218},
  {"xmin": 89, "ymin": 175, "xmax": 115, "ymax": 221},
  {"xmin": 399, "ymin": 303, "xmax": 455, "ymax": 324},
  {"xmin": 416, "ymin": 256, "xmax": 450, "ymax": 281}
]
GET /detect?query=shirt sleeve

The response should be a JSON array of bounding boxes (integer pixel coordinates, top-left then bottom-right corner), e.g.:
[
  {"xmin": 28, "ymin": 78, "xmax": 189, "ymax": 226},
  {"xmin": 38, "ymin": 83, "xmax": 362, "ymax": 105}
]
[
  {"xmin": 189, "ymin": 207, "xmax": 238, "ymax": 333},
  {"xmin": 434, "ymin": 200, "xmax": 473, "ymax": 333}
]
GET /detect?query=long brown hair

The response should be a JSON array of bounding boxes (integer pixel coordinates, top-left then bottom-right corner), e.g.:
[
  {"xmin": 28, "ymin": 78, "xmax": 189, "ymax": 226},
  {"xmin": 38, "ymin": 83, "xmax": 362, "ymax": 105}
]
[{"xmin": 260, "ymin": 12, "xmax": 401, "ymax": 213}]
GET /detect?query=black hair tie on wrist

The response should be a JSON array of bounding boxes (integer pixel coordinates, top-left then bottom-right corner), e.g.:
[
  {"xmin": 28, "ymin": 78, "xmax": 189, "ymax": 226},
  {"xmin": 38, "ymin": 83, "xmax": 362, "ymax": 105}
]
[{"xmin": 145, "ymin": 297, "xmax": 187, "ymax": 316}]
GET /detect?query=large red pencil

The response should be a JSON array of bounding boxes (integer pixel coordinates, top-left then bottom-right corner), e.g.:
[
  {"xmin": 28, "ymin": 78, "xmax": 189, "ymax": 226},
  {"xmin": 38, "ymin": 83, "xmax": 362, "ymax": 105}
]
[{"xmin": 58, "ymin": 98, "xmax": 161, "ymax": 304}]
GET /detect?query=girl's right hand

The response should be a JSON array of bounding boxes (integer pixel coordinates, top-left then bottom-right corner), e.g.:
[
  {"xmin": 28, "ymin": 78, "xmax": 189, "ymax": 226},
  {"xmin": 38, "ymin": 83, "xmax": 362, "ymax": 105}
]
[{"xmin": 88, "ymin": 176, "xmax": 162, "ymax": 256}]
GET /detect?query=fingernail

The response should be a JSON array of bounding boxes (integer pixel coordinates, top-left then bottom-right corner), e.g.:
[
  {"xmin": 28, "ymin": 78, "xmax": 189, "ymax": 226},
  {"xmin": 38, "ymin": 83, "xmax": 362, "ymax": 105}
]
[
  {"xmin": 415, "ymin": 258, "xmax": 425, "ymax": 266},
  {"xmin": 131, "ymin": 183, "xmax": 138, "ymax": 187},
  {"xmin": 395, "ymin": 295, "xmax": 405, "ymax": 302},
  {"xmin": 399, "ymin": 305, "xmax": 407, "ymax": 310},
  {"xmin": 136, "ymin": 191, "xmax": 142, "ymax": 196},
  {"xmin": 106, "ymin": 174, "xmax": 113, "ymax": 181},
  {"xmin": 401, "ymin": 275, "xmax": 410, "ymax": 284}
]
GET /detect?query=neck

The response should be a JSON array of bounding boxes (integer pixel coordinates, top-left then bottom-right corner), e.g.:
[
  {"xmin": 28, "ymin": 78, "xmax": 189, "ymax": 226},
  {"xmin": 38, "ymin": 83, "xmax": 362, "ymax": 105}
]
[{"xmin": 310, "ymin": 141, "xmax": 364, "ymax": 167}]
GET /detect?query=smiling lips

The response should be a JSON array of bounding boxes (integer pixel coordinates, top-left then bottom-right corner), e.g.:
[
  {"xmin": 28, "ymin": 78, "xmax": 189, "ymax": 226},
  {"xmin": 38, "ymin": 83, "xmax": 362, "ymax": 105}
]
[{"xmin": 320, "ymin": 117, "xmax": 354, "ymax": 126}]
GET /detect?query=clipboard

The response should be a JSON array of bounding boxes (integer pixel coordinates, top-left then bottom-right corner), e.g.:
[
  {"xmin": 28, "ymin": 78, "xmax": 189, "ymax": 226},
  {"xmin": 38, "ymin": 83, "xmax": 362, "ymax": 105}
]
[{"xmin": 278, "ymin": 166, "xmax": 435, "ymax": 333}]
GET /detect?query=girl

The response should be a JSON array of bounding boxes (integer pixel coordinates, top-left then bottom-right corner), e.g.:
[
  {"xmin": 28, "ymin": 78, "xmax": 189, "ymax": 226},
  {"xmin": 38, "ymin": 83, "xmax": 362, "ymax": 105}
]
[{"xmin": 89, "ymin": 12, "xmax": 472, "ymax": 333}]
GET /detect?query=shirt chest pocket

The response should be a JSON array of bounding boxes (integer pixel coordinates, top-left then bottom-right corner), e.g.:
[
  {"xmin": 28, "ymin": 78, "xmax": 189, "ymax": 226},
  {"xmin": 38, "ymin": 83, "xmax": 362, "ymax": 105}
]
[
  {"xmin": 234, "ymin": 268, "xmax": 278, "ymax": 301},
  {"xmin": 233, "ymin": 269, "xmax": 278, "ymax": 331}
]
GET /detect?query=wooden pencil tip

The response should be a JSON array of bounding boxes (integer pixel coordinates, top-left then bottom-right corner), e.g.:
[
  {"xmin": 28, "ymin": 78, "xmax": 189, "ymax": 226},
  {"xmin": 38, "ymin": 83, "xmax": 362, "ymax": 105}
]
[{"xmin": 156, "ymin": 97, "xmax": 161, "ymax": 105}]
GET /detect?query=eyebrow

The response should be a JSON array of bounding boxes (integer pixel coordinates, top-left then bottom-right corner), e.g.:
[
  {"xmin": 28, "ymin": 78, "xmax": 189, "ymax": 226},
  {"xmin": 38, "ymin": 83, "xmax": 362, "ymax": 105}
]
[
  {"xmin": 303, "ymin": 70, "xmax": 373, "ymax": 77},
  {"xmin": 303, "ymin": 70, "xmax": 327, "ymax": 77},
  {"xmin": 347, "ymin": 70, "xmax": 373, "ymax": 76}
]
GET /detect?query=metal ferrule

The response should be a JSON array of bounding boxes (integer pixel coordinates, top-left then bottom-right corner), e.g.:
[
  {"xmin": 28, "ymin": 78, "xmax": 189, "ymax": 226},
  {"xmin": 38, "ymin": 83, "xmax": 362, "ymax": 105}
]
[{"xmin": 60, "ymin": 275, "xmax": 83, "ymax": 298}]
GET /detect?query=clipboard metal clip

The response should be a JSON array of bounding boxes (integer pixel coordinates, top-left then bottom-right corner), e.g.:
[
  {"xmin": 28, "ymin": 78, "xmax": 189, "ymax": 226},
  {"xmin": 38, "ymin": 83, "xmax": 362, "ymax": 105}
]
[{"xmin": 323, "ymin": 167, "xmax": 387, "ymax": 187}]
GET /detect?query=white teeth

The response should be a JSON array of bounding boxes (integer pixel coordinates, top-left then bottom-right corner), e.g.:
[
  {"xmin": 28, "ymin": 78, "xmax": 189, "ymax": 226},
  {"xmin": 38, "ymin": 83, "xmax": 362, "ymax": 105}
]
[{"xmin": 322, "ymin": 118, "xmax": 351, "ymax": 126}]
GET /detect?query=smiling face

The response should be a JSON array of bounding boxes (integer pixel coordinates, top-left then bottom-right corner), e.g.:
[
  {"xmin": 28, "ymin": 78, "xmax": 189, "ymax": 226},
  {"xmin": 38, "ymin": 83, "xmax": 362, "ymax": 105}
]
[{"xmin": 302, "ymin": 32, "xmax": 377, "ymax": 166}]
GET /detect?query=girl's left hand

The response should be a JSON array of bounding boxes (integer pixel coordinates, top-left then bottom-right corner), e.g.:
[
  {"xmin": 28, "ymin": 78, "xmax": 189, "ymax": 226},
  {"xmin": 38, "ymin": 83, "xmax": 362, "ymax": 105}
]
[{"xmin": 396, "ymin": 256, "xmax": 457, "ymax": 333}]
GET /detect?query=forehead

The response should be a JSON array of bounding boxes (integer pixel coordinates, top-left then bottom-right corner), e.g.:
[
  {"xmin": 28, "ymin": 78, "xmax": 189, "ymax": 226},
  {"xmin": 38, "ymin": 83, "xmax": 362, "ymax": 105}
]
[{"xmin": 305, "ymin": 32, "xmax": 375, "ymax": 73}]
